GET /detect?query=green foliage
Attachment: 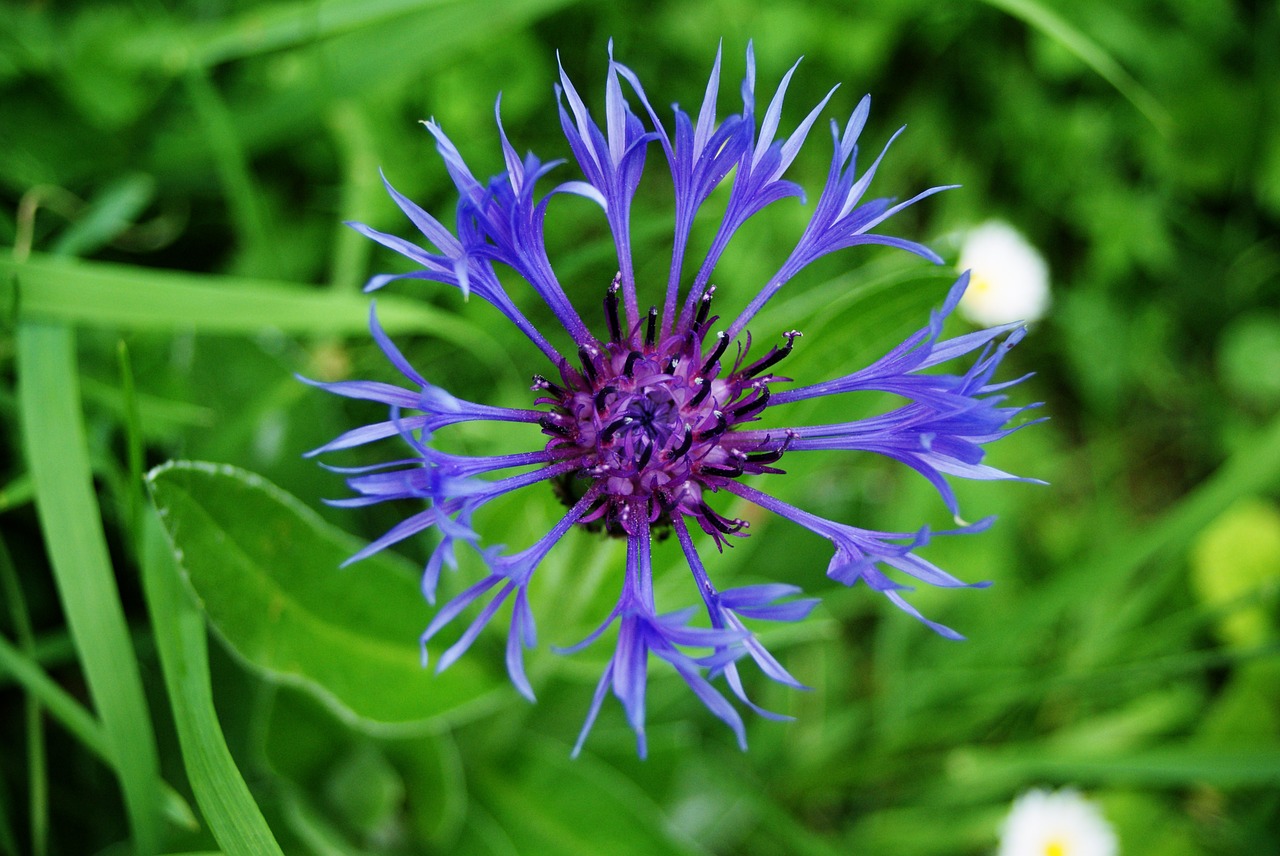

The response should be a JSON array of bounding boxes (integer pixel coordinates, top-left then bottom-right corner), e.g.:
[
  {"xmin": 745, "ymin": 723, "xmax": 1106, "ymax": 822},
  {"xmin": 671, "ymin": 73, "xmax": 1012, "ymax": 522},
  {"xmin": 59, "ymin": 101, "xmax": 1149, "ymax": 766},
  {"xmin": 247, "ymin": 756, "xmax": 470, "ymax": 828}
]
[
  {"xmin": 142, "ymin": 510, "xmax": 286, "ymax": 856},
  {"xmin": 1, "ymin": 0, "xmax": 1278, "ymax": 854},
  {"xmin": 148, "ymin": 461, "xmax": 499, "ymax": 730},
  {"xmin": 16, "ymin": 323, "xmax": 162, "ymax": 854}
]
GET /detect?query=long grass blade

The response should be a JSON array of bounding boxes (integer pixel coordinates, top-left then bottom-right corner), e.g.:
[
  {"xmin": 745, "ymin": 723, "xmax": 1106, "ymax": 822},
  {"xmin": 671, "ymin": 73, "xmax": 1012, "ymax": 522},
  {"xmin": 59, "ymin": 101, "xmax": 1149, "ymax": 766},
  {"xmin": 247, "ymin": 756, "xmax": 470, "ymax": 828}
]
[
  {"xmin": 117, "ymin": 340, "xmax": 145, "ymax": 540},
  {"xmin": 0, "ymin": 475, "xmax": 35, "ymax": 514},
  {"xmin": 141, "ymin": 512, "xmax": 286, "ymax": 856},
  {"xmin": 0, "ymin": 634, "xmax": 198, "ymax": 831},
  {"xmin": 15, "ymin": 321, "xmax": 162, "ymax": 855},
  {"xmin": 0, "ymin": 539, "xmax": 47, "ymax": 856},
  {"xmin": 0, "ymin": 774, "xmax": 15, "ymax": 856},
  {"xmin": 980, "ymin": 0, "xmax": 1172, "ymax": 134},
  {"xmin": 182, "ymin": 67, "xmax": 277, "ymax": 274},
  {"xmin": 3, "ymin": 253, "xmax": 506, "ymax": 366},
  {"xmin": 177, "ymin": 0, "xmax": 455, "ymax": 69},
  {"xmin": 1075, "ymin": 408, "xmax": 1280, "ymax": 666}
]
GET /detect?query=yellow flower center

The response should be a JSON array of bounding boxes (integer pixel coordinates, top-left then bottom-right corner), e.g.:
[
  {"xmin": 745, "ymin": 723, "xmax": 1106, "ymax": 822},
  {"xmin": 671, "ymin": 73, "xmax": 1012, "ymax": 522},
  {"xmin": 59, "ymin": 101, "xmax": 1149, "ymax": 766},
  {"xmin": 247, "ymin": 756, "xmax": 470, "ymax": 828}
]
[
  {"xmin": 1045, "ymin": 840, "xmax": 1067, "ymax": 856},
  {"xmin": 969, "ymin": 273, "xmax": 993, "ymax": 295}
]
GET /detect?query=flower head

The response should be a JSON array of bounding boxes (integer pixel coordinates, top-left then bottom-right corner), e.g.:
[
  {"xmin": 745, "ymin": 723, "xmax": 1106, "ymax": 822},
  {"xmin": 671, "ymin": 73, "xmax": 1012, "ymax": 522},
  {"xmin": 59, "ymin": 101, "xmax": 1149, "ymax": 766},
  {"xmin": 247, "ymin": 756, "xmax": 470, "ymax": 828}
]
[
  {"xmin": 997, "ymin": 789, "xmax": 1118, "ymax": 856},
  {"xmin": 308, "ymin": 43, "xmax": 1041, "ymax": 756},
  {"xmin": 957, "ymin": 220, "xmax": 1051, "ymax": 327}
]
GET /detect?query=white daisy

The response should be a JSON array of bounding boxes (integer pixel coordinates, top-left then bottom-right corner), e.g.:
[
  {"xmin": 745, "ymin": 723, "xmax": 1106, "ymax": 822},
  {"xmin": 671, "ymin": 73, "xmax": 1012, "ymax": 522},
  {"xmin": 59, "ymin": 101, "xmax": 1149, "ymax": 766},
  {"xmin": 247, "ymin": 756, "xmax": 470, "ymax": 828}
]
[
  {"xmin": 957, "ymin": 220, "xmax": 1051, "ymax": 327},
  {"xmin": 997, "ymin": 788, "xmax": 1118, "ymax": 856}
]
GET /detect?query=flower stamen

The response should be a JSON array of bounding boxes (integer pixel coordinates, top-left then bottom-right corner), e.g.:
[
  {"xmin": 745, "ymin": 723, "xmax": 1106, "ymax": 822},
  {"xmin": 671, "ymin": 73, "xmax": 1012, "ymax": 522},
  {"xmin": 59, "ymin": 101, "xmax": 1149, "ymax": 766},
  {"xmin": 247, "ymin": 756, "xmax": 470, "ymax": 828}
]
[
  {"xmin": 743, "ymin": 331, "xmax": 801, "ymax": 379},
  {"xmin": 701, "ymin": 331, "xmax": 730, "ymax": 373},
  {"xmin": 604, "ymin": 276, "xmax": 623, "ymax": 342},
  {"xmin": 315, "ymin": 44, "xmax": 1040, "ymax": 757}
]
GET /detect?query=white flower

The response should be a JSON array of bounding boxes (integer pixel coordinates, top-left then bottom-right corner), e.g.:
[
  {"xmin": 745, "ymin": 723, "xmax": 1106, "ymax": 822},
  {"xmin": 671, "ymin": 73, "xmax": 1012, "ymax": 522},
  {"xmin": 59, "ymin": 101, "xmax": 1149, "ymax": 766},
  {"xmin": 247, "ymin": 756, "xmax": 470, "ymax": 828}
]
[
  {"xmin": 997, "ymin": 788, "xmax": 1118, "ymax": 856},
  {"xmin": 957, "ymin": 221, "xmax": 1050, "ymax": 327}
]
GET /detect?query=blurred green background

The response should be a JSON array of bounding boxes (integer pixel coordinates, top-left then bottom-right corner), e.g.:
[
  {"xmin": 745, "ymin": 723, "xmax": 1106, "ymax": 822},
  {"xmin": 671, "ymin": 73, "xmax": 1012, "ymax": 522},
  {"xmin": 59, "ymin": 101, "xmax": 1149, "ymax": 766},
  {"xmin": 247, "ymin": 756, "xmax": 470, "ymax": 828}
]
[{"xmin": 2, "ymin": 0, "xmax": 1279, "ymax": 853}]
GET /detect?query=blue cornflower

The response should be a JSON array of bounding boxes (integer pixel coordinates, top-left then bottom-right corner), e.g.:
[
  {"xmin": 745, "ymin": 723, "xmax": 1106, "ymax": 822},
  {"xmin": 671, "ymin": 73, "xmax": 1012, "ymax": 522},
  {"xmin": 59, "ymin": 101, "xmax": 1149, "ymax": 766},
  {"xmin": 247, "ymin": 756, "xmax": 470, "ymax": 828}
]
[{"xmin": 307, "ymin": 43, "xmax": 1041, "ymax": 757}]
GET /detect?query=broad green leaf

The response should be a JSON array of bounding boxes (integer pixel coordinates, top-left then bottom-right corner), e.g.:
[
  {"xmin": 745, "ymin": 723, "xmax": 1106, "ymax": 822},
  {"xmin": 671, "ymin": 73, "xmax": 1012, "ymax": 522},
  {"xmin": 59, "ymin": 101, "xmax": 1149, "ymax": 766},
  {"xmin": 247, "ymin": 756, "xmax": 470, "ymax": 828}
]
[
  {"xmin": 146, "ymin": 460, "xmax": 501, "ymax": 734},
  {"xmin": 16, "ymin": 321, "xmax": 162, "ymax": 855}
]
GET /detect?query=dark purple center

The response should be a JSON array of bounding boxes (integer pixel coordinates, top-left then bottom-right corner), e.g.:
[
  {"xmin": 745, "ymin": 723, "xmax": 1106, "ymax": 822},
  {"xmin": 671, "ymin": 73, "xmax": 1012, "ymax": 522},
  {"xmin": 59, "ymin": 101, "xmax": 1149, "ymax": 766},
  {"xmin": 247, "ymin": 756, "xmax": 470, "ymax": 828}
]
[{"xmin": 539, "ymin": 282, "xmax": 797, "ymax": 541}]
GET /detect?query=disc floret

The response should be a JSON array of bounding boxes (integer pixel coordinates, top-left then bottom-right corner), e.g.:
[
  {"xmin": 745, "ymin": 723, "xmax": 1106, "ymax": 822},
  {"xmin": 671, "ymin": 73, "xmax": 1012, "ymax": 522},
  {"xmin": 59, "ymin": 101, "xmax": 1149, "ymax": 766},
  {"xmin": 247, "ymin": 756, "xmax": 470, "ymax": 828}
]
[{"xmin": 539, "ymin": 282, "xmax": 796, "ymax": 540}]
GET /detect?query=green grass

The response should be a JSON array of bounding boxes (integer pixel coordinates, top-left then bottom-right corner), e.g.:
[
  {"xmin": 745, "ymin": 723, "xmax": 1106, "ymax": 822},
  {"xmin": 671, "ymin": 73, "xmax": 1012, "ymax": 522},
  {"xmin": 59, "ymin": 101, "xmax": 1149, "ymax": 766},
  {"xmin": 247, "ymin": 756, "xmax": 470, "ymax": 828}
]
[
  {"xmin": 16, "ymin": 322, "xmax": 163, "ymax": 854},
  {"xmin": 1, "ymin": 0, "xmax": 1278, "ymax": 853},
  {"xmin": 142, "ymin": 511, "xmax": 286, "ymax": 856}
]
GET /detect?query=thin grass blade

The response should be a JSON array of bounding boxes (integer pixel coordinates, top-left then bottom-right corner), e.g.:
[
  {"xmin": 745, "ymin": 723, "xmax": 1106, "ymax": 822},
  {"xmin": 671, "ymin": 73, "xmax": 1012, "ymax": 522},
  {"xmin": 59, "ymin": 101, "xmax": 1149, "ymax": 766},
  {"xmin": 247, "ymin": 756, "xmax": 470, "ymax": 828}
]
[
  {"xmin": 15, "ymin": 321, "xmax": 162, "ymax": 855},
  {"xmin": 141, "ymin": 512, "xmax": 286, "ymax": 856},
  {"xmin": 981, "ymin": 0, "xmax": 1172, "ymax": 134},
  {"xmin": 3, "ymin": 254, "xmax": 506, "ymax": 368}
]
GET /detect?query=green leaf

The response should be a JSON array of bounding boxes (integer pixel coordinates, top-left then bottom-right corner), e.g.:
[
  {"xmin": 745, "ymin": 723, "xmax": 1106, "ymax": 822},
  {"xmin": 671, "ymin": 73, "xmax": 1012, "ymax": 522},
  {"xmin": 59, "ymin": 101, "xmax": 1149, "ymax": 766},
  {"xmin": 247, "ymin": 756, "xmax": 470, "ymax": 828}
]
[
  {"xmin": 1190, "ymin": 498, "xmax": 1280, "ymax": 648},
  {"xmin": 141, "ymin": 512, "xmax": 285, "ymax": 856},
  {"xmin": 15, "ymin": 321, "xmax": 162, "ymax": 855},
  {"xmin": 0, "ymin": 474, "xmax": 34, "ymax": 514},
  {"xmin": 180, "ymin": 68, "xmax": 276, "ymax": 275},
  {"xmin": 979, "ymin": 0, "xmax": 1171, "ymax": 134},
  {"xmin": 49, "ymin": 172, "xmax": 155, "ymax": 258},
  {"xmin": 1, "ymin": 535, "xmax": 48, "ymax": 856},
  {"xmin": 950, "ymin": 744, "xmax": 1280, "ymax": 789},
  {"xmin": 475, "ymin": 738, "xmax": 710, "ymax": 856},
  {"xmin": 0, "ymin": 633, "xmax": 198, "ymax": 833},
  {"xmin": 0, "ymin": 754, "xmax": 15, "ymax": 856},
  {"xmin": 146, "ymin": 460, "xmax": 500, "ymax": 734},
  {"xmin": 133, "ymin": 0, "xmax": 577, "ymax": 174},
  {"xmin": 3, "ymin": 253, "xmax": 506, "ymax": 367},
  {"xmin": 262, "ymin": 688, "xmax": 468, "ymax": 849},
  {"xmin": 1218, "ymin": 311, "xmax": 1280, "ymax": 408},
  {"xmin": 1072, "ymin": 409, "xmax": 1280, "ymax": 668},
  {"xmin": 121, "ymin": 0, "xmax": 463, "ymax": 70}
]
